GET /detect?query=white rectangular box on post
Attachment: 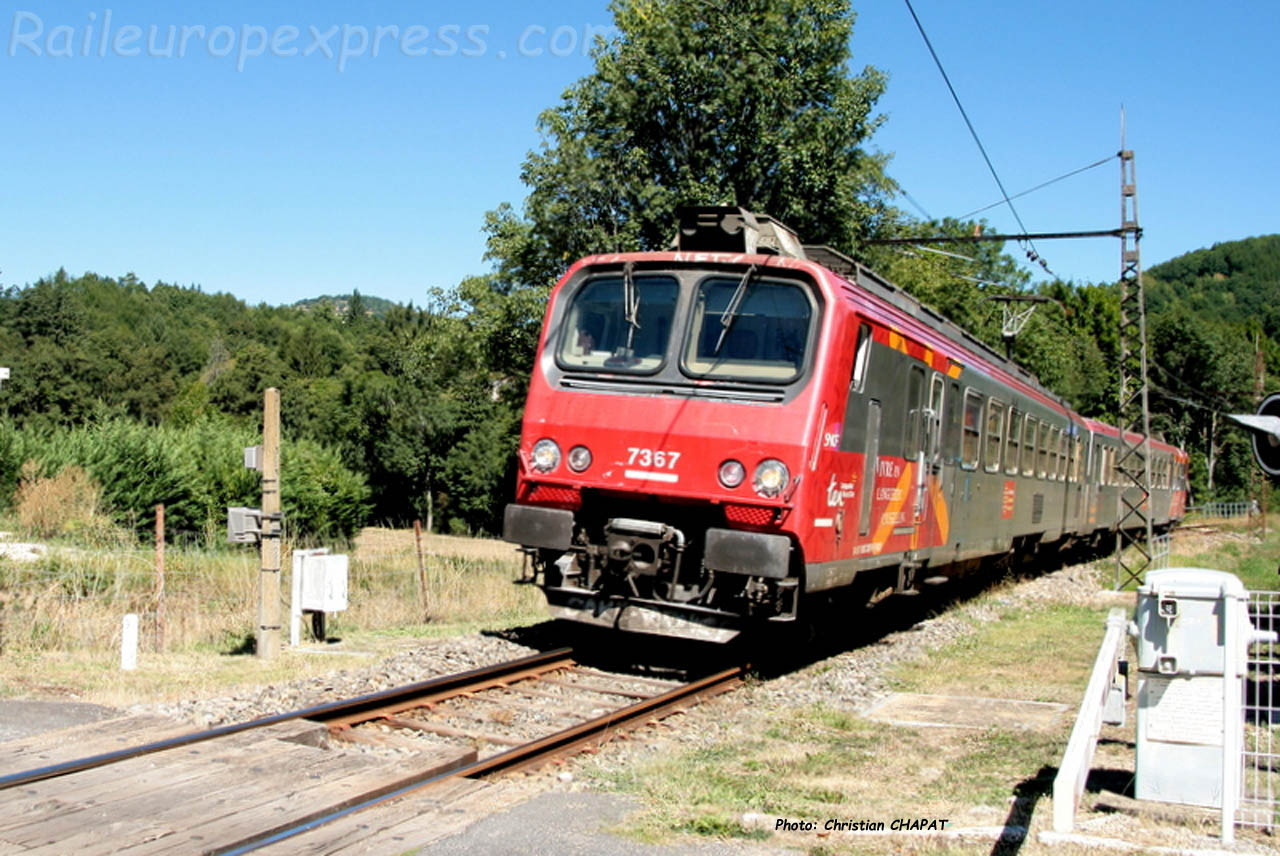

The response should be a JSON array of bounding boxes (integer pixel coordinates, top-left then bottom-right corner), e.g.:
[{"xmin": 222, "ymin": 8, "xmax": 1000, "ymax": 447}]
[
  {"xmin": 290, "ymin": 548, "xmax": 327, "ymax": 646},
  {"xmin": 300, "ymin": 554, "xmax": 349, "ymax": 613}
]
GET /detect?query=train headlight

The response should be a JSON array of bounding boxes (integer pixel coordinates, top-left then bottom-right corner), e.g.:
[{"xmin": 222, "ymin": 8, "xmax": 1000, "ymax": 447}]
[
  {"xmin": 531, "ymin": 439, "xmax": 562, "ymax": 473},
  {"xmin": 753, "ymin": 459, "xmax": 790, "ymax": 498},
  {"xmin": 718, "ymin": 459, "xmax": 745, "ymax": 489},
  {"xmin": 567, "ymin": 445, "xmax": 593, "ymax": 473}
]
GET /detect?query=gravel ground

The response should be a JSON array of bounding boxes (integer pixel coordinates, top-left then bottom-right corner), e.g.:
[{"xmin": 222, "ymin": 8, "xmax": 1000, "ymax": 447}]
[{"xmin": 136, "ymin": 634, "xmax": 545, "ymax": 726}]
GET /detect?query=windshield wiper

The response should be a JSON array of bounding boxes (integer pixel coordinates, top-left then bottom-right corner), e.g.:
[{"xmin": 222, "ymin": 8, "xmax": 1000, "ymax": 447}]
[
  {"xmin": 621, "ymin": 261, "xmax": 641, "ymax": 348},
  {"xmin": 713, "ymin": 264, "xmax": 758, "ymax": 355}
]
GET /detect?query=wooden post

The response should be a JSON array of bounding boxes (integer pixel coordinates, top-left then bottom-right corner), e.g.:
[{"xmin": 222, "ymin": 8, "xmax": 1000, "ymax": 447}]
[
  {"xmin": 257, "ymin": 388, "xmax": 282, "ymax": 659},
  {"xmin": 154, "ymin": 503, "xmax": 166, "ymax": 652},
  {"xmin": 414, "ymin": 519, "xmax": 429, "ymax": 621}
]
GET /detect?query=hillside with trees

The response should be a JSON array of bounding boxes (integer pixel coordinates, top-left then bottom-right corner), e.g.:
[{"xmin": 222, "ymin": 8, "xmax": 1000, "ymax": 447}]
[{"xmin": 0, "ymin": 0, "xmax": 1273, "ymax": 543}]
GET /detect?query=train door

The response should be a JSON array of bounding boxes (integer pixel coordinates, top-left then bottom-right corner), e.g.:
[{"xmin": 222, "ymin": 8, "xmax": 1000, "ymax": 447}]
[
  {"xmin": 905, "ymin": 365, "xmax": 927, "ymax": 525},
  {"xmin": 858, "ymin": 401, "xmax": 881, "ymax": 538},
  {"xmin": 1085, "ymin": 433, "xmax": 1098, "ymax": 528},
  {"xmin": 941, "ymin": 378, "xmax": 962, "ymax": 558},
  {"xmin": 919, "ymin": 373, "xmax": 946, "ymax": 526},
  {"xmin": 1069, "ymin": 431, "xmax": 1084, "ymax": 533}
]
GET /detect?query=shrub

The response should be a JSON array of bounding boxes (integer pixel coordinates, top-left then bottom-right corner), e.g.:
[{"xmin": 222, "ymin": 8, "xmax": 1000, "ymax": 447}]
[
  {"xmin": 13, "ymin": 461, "xmax": 129, "ymax": 544},
  {"xmin": 15, "ymin": 418, "xmax": 369, "ymax": 541}
]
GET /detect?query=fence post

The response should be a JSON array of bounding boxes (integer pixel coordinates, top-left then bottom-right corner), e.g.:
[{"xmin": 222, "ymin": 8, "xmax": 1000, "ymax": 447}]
[
  {"xmin": 155, "ymin": 503, "xmax": 166, "ymax": 652},
  {"xmin": 414, "ymin": 519, "xmax": 429, "ymax": 621},
  {"xmin": 121, "ymin": 614, "xmax": 138, "ymax": 670}
]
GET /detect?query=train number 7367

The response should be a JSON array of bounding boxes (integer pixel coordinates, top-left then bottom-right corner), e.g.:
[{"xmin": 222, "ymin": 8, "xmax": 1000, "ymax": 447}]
[{"xmin": 627, "ymin": 447, "xmax": 681, "ymax": 469}]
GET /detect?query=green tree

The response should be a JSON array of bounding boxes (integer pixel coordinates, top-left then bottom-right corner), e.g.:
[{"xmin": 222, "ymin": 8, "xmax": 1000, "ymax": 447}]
[{"xmin": 485, "ymin": 0, "xmax": 892, "ymax": 288}]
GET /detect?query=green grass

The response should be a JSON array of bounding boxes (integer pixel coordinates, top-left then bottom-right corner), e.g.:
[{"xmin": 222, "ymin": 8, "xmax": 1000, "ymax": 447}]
[
  {"xmin": 1171, "ymin": 520, "xmax": 1280, "ymax": 590},
  {"xmin": 890, "ymin": 601, "xmax": 1108, "ymax": 704}
]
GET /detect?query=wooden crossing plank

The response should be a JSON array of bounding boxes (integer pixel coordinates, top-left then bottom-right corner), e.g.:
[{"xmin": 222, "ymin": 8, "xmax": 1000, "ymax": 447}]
[
  {"xmin": 15, "ymin": 745, "xmax": 380, "ymax": 855},
  {"xmin": 6, "ymin": 740, "xmax": 349, "ymax": 851},
  {"xmin": 0, "ymin": 722, "xmax": 330, "ymax": 834},
  {"xmin": 0, "ymin": 716, "xmax": 194, "ymax": 776},
  {"xmin": 125, "ymin": 747, "xmax": 475, "ymax": 855},
  {"xmin": 252, "ymin": 778, "xmax": 487, "ymax": 856}
]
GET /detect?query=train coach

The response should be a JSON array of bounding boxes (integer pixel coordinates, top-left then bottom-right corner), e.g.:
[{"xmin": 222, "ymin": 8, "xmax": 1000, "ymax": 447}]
[{"xmin": 502, "ymin": 207, "xmax": 1188, "ymax": 642}]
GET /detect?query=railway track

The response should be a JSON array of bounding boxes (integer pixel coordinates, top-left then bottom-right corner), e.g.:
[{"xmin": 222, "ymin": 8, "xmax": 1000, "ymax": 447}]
[{"xmin": 0, "ymin": 649, "xmax": 744, "ymax": 855}]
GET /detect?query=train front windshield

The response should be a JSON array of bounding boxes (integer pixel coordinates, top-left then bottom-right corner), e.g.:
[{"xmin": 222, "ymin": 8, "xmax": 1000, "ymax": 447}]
[{"xmin": 556, "ymin": 270, "xmax": 815, "ymax": 385}]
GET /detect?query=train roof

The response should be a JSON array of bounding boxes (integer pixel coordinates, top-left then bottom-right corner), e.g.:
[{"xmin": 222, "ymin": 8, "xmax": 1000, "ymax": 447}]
[{"xmin": 569, "ymin": 207, "xmax": 1176, "ymax": 453}]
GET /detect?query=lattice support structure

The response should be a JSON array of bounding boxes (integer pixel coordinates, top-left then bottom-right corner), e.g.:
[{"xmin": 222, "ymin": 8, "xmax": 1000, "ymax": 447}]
[{"xmin": 1114, "ymin": 150, "xmax": 1155, "ymax": 589}]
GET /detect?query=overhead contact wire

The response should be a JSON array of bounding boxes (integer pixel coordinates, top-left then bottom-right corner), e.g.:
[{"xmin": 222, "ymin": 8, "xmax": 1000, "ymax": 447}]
[
  {"xmin": 902, "ymin": 0, "xmax": 1057, "ymax": 278},
  {"xmin": 957, "ymin": 154, "xmax": 1117, "ymax": 220}
]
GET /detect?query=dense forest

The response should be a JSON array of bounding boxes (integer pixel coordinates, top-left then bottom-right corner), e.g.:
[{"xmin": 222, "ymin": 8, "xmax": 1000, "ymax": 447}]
[
  {"xmin": 0, "ymin": 274, "xmax": 532, "ymax": 540},
  {"xmin": 0, "ymin": 235, "xmax": 1274, "ymax": 542},
  {"xmin": 0, "ymin": 0, "xmax": 1274, "ymax": 543}
]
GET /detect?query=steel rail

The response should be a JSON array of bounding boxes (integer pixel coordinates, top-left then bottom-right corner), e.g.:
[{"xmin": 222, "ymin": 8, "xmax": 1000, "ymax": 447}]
[
  {"xmin": 0, "ymin": 648, "xmax": 573, "ymax": 792},
  {"xmin": 207, "ymin": 664, "xmax": 746, "ymax": 856}
]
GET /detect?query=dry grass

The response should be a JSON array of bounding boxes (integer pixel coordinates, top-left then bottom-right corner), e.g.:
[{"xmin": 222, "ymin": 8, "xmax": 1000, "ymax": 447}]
[
  {"xmin": 0, "ymin": 526, "xmax": 544, "ymax": 703},
  {"xmin": 353, "ymin": 526, "xmax": 520, "ymax": 562},
  {"xmin": 13, "ymin": 463, "xmax": 129, "ymax": 545}
]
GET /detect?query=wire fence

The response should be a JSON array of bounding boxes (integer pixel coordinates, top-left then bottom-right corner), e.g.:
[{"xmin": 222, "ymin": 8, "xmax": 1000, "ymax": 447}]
[
  {"xmin": 1241, "ymin": 590, "xmax": 1280, "ymax": 830},
  {"xmin": 1188, "ymin": 502, "xmax": 1255, "ymax": 519},
  {"xmin": 1150, "ymin": 532, "xmax": 1172, "ymax": 571}
]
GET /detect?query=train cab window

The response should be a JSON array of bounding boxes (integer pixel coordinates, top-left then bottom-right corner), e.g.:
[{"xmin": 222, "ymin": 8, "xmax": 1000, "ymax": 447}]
[
  {"xmin": 1005, "ymin": 409, "xmax": 1023, "ymax": 475},
  {"xmin": 961, "ymin": 390, "xmax": 983, "ymax": 470},
  {"xmin": 985, "ymin": 399, "xmax": 1005, "ymax": 472},
  {"xmin": 559, "ymin": 275, "xmax": 680, "ymax": 373},
  {"xmin": 850, "ymin": 324, "xmax": 872, "ymax": 392},
  {"xmin": 1021, "ymin": 418, "xmax": 1037, "ymax": 477},
  {"xmin": 683, "ymin": 276, "xmax": 814, "ymax": 383}
]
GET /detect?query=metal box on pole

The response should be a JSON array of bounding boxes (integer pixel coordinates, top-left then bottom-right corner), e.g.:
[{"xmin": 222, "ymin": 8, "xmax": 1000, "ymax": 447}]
[{"xmin": 1133, "ymin": 568, "xmax": 1261, "ymax": 820}]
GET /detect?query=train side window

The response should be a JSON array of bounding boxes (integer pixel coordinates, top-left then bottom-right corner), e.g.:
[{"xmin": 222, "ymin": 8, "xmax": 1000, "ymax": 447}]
[
  {"xmin": 1021, "ymin": 417, "xmax": 1037, "ymax": 477},
  {"xmin": 1038, "ymin": 425, "xmax": 1051, "ymax": 479},
  {"xmin": 1073, "ymin": 437, "xmax": 1083, "ymax": 482},
  {"xmin": 943, "ymin": 381, "xmax": 961, "ymax": 461},
  {"xmin": 850, "ymin": 324, "xmax": 872, "ymax": 392},
  {"xmin": 984, "ymin": 399, "xmax": 1005, "ymax": 473},
  {"xmin": 1055, "ymin": 428, "xmax": 1067, "ymax": 481},
  {"xmin": 1005, "ymin": 408, "xmax": 1022, "ymax": 474},
  {"xmin": 905, "ymin": 365, "xmax": 925, "ymax": 452},
  {"xmin": 961, "ymin": 390, "xmax": 983, "ymax": 470},
  {"xmin": 1047, "ymin": 427, "xmax": 1059, "ymax": 479}
]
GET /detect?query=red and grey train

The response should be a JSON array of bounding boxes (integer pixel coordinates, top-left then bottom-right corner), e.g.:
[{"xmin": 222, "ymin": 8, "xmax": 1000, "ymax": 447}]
[{"xmin": 503, "ymin": 208, "xmax": 1188, "ymax": 642}]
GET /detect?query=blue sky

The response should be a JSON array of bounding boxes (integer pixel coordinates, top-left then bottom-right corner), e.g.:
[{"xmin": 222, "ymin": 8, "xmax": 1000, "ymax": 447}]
[{"xmin": 1, "ymin": 1, "xmax": 1276, "ymax": 306}]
